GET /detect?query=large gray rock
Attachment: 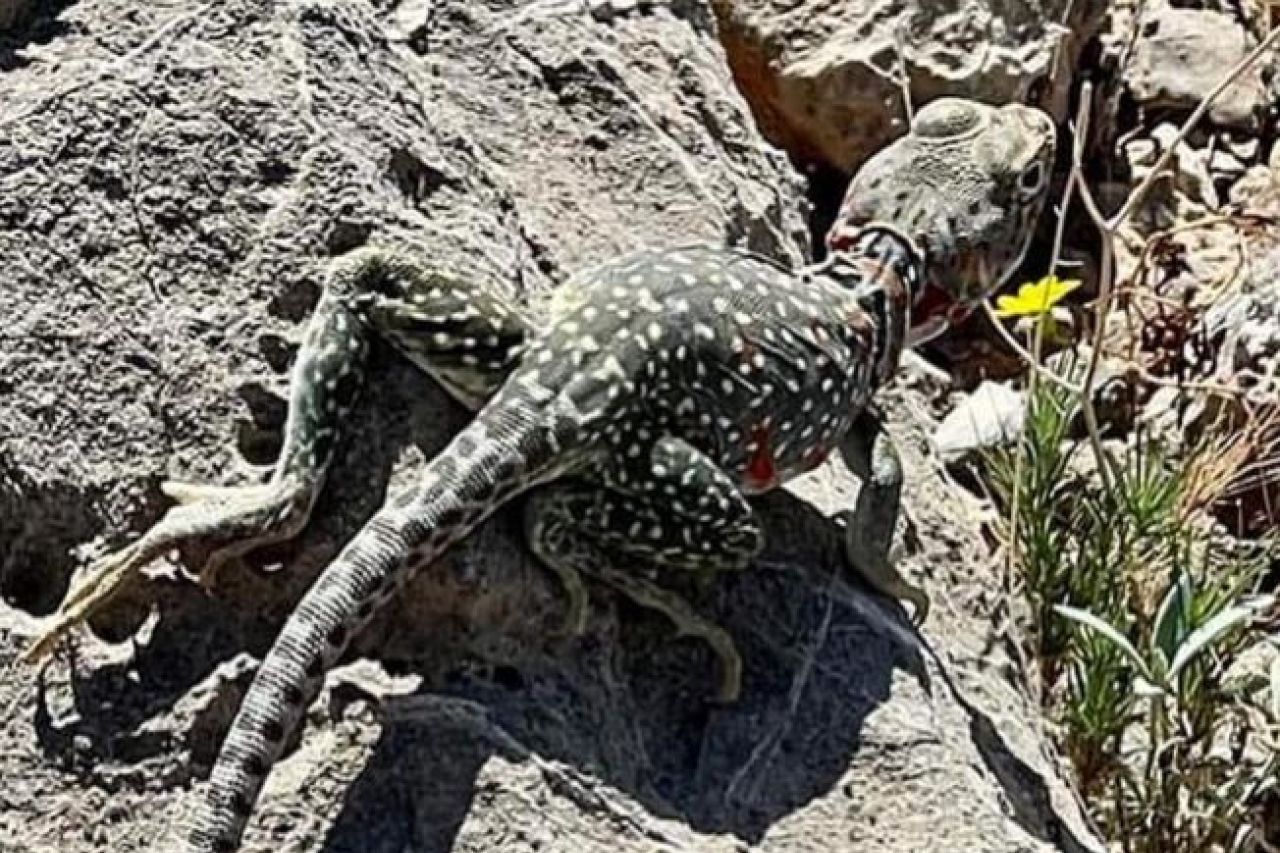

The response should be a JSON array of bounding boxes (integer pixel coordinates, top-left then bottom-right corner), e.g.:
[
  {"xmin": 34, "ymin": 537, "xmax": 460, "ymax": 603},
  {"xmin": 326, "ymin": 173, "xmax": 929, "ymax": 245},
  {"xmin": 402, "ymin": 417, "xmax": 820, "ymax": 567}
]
[
  {"xmin": 0, "ymin": 1, "xmax": 1100, "ymax": 852},
  {"xmin": 1123, "ymin": 6, "xmax": 1272, "ymax": 130},
  {"xmin": 710, "ymin": 0, "xmax": 1103, "ymax": 172}
]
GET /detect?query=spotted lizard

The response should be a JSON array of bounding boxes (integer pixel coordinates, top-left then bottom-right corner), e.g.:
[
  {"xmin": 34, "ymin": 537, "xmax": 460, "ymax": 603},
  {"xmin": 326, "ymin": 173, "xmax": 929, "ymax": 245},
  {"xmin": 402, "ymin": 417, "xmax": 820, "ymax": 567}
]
[{"xmin": 24, "ymin": 98, "xmax": 1055, "ymax": 852}]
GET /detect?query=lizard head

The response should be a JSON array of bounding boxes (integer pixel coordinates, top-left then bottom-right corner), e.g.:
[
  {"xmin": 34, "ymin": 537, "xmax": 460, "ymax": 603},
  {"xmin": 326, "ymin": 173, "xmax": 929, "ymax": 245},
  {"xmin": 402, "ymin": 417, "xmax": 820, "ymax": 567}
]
[{"xmin": 826, "ymin": 97, "xmax": 1056, "ymax": 345}]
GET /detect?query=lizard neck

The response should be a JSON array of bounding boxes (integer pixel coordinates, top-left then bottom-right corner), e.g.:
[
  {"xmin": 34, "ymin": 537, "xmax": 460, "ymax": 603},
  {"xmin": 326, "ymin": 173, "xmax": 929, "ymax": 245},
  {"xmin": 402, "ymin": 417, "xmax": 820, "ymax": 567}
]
[{"xmin": 814, "ymin": 224, "xmax": 924, "ymax": 387}]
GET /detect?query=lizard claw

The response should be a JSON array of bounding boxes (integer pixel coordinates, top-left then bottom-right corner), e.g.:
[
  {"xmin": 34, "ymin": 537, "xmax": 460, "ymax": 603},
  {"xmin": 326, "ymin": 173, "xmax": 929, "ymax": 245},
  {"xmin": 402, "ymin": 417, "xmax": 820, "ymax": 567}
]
[
  {"xmin": 670, "ymin": 619, "xmax": 742, "ymax": 703},
  {"xmin": 852, "ymin": 555, "xmax": 930, "ymax": 627},
  {"xmin": 21, "ymin": 479, "xmax": 314, "ymax": 665},
  {"xmin": 21, "ymin": 539, "xmax": 153, "ymax": 664},
  {"xmin": 558, "ymin": 582, "xmax": 592, "ymax": 638},
  {"xmin": 888, "ymin": 542, "xmax": 930, "ymax": 626},
  {"xmin": 900, "ymin": 581, "xmax": 930, "ymax": 627}
]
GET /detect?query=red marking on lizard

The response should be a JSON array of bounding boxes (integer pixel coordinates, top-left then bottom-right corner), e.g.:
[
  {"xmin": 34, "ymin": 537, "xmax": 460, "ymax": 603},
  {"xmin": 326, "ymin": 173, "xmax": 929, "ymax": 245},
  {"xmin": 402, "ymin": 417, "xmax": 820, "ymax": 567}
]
[
  {"xmin": 801, "ymin": 443, "xmax": 831, "ymax": 469},
  {"xmin": 744, "ymin": 423, "xmax": 777, "ymax": 490}
]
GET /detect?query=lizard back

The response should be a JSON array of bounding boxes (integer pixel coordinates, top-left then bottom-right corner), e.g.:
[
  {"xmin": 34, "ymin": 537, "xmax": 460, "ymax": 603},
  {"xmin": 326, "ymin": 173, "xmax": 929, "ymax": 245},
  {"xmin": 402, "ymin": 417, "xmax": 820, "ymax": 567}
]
[{"xmin": 530, "ymin": 230, "xmax": 920, "ymax": 495}]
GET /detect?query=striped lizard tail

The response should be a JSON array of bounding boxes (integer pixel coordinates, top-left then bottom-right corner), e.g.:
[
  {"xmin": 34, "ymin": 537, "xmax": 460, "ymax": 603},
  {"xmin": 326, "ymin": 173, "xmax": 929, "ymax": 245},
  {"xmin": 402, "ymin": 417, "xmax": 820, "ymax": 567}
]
[{"xmin": 173, "ymin": 379, "xmax": 590, "ymax": 853}]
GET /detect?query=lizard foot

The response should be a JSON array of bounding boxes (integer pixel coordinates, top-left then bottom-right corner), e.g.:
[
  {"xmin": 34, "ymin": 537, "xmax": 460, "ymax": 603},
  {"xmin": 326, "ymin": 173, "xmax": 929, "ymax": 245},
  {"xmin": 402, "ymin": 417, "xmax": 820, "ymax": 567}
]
[
  {"xmin": 586, "ymin": 562, "xmax": 742, "ymax": 703},
  {"xmin": 837, "ymin": 510, "xmax": 930, "ymax": 626},
  {"xmin": 550, "ymin": 559, "xmax": 592, "ymax": 639},
  {"xmin": 672, "ymin": 616, "xmax": 743, "ymax": 704},
  {"xmin": 872, "ymin": 565, "xmax": 930, "ymax": 627},
  {"xmin": 21, "ymin": 479, "xmax": 315, "ymax": 664}
]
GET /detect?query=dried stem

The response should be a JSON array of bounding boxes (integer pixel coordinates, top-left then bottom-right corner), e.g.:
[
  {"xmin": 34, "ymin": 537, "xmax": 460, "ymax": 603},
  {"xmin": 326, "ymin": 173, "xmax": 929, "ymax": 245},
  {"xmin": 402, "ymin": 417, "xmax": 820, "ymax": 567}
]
[
  {"xmin": 1064, "ymin": 28, "xmax": 1280, "ymax": 489},
  {"xmin": 981, "ymin": 302, "xmax": 1085, "ymax": 395},
  {"xmin": 1063, "ymin": 83, "xmax": 1119, "ymax": 490},
  {"xmin": 1112, "ymin": 27, "xmax": 1280, "ymax": 227}
]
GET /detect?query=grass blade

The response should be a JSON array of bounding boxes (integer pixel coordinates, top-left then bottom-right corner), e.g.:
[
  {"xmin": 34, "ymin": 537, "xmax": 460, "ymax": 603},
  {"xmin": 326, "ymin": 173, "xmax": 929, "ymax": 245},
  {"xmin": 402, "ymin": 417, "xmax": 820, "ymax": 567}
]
[
  {"xmin": 1167, "ymin": 596, "xmax": 1273, "ymax": 683},
  {"xmin": 1054, "ymin": 604, "xmax": 1153, "ymax": 682}
]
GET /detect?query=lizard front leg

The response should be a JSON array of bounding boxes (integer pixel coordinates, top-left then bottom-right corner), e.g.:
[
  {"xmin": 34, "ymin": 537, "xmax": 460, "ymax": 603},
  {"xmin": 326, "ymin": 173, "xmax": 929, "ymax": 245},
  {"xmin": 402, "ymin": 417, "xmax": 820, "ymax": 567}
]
[
  {"xmin": 524, "ymin": 437, "xmax": 764, "ymax": 702},
  {"xmin": 24, "ymin": 247, "xmax": 528, "ymax": 663},
  {"xmin": 838, "ymin": 409, "xmax": 930, "ymax": 625}
]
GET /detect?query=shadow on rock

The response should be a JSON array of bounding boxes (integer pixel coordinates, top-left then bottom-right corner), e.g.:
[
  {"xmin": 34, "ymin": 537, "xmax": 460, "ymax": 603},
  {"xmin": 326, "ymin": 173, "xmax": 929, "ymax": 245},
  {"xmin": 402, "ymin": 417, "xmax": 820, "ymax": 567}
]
[
  {"xmin": 0, "ymin": 456, "xmax": 101, "ymax": 617},
  {"xmin": 30, "ymin": 353, "xmax": 923, "ymax": 843},
  {"xmin": 0, "ymin": 1, "xmax": 78, "ymax": 71},
  {"xmin": 320, "ymin": 490, "xmax": 926, "ymax": 849},
  {"xmin": 30, "ymin": 357, "xmax": 468, "ymax": 770}
]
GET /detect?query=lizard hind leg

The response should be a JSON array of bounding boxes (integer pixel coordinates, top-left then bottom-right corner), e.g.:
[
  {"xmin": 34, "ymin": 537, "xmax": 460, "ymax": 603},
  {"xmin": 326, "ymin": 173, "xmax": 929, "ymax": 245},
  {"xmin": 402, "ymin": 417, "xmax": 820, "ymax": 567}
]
[
  {"xmin": 25, "ymin": 247, "xmax": 532, "ymax": 665},
  {"xmin": 23, "ymin": 261, "xmax": 379, "ymax": 664},
  {"xmin": 356, "ymin": 247, "xmax": 531, "ymax": 411},
  {"xmin": 524, "ymin": 437, "xmax": 764, "ymax": 703},
  {"xmin": 22, "ymin": 480, "xmax": 316, "ymax": 663}
]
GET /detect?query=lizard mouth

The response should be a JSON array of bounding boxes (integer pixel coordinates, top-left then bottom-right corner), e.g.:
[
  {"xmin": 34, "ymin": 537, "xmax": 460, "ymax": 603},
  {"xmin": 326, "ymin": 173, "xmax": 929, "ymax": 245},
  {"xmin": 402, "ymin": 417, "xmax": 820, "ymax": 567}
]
[
  {"xmin": 906, "ymin": 241, "xmax": 998, "ymax": 347},
  {"xmin": 913, "ymin": 281, "xmax": 950, "ymax": 324},
  {"xmin": 907, "ymin": 282, "xmax": 975, "ymax": 347}
]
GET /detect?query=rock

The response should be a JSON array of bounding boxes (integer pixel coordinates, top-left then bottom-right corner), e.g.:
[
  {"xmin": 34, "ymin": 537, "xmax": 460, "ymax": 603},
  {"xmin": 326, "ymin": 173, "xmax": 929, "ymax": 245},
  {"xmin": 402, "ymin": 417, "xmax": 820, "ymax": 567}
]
[
  {"xmin": 932, "ymin": 380, "xmax": 1025, "ymax": 463},
  {"xmin": 1222, "ymin": 134, "xmax": 1261, "ymax": 163},
  {"xmin": 710, "ymin": 0, "xmax": 1103, "ymax": 172},
  {"xmin": 0, "ymin": 1, "xmax": 1099, "ymax": 852},
  {"xmin": 1148, "ymin": 123, "xmax": 1221, "ymax": 209},
  {"xmin": 1209, "ymin": 147, "xmax": 1247, "ymax": 181},
  {"xmin": 1124, "ymin": 7, "xmax": 1271, "ymax": 129},
  {"xmin": 1201, "ymin": 246, "xmax": 1280, "ymax": 381},
  {"xmin": 1230, "ymin": 164, "xmax": 1276, "ymax": 205},
  {"xmin": 1118, "ymin": 123, "xmax": 1218, "ymax": 233}
]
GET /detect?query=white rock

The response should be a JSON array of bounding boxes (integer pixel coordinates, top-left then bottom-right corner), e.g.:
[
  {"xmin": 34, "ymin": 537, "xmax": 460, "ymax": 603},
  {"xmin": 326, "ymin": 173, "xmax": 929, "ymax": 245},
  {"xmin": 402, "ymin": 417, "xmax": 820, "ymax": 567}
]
[{"xmin": 933, "ymin": 380, "xmax": 1026, "ymax": 461}]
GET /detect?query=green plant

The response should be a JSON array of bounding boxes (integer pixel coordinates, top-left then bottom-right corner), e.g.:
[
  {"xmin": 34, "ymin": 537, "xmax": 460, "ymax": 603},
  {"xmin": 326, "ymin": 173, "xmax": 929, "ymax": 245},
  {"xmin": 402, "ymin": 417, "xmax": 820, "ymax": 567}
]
[
  {"xmin": 1056, "ymin": 574, "xmax": 1276, "ymax": 852},
  {"xmin": 988, "ymin": 379, "xmax": 1279, "ymax": 852},
  {"xmin": 978, "ymin": 27, "xmax": 1280, "ymax": 848}
]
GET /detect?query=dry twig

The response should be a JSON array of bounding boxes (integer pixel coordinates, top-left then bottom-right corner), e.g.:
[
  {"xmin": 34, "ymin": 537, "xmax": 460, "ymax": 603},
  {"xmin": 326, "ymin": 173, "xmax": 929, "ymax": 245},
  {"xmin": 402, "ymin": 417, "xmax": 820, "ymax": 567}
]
[{"xmin": 1065, "ymin": 28, "xmax": 1280, "ymax": 484}]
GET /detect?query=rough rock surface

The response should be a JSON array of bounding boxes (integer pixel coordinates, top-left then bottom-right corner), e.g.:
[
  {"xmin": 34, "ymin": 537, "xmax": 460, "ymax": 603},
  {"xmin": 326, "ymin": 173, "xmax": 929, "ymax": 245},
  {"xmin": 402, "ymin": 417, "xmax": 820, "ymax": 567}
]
[
  {"xmin": 710, "ymin": 0, "xmax": 1104, "ymax": 172},
  {"xmin": 0, "ymin": 2, "xmax": 1099, "ymax": 852},
  {"xmin": 1186, "ymin": 175, "xmax": 1280, "ymax": 404},
  {"xmin": 1123, "ymin": 6, "xmax": 1272, "ymax": 130}
]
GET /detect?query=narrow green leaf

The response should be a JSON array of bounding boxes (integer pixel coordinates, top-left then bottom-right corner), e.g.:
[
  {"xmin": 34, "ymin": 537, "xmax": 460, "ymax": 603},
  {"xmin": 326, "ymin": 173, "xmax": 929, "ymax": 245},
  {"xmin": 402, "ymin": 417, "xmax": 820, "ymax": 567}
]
[
  {"xmin": 1053, "ymin": 604, "xmax": 1153, "ymax": 682},
  {"xmin": 1153, "ymin": 573, "xmax": 1191, "ymax": 670},
  {"xmin": 1168, "ymin": 596, "xmax": 1273, "ymax": 682}
]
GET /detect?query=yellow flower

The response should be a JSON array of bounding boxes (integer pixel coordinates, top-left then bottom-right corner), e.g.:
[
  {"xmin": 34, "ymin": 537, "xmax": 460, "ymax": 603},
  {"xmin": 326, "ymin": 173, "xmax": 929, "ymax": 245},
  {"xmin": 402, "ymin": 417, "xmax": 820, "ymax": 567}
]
[{"xmin": 993, "ymin": 275, "xmax": 1081, "ymax": 318}]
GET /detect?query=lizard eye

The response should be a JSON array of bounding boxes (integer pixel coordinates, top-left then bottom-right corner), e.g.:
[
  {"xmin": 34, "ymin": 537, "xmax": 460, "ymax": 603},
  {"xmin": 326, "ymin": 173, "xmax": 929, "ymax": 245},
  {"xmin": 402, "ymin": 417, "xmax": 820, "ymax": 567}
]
[{"xmin": 1019, "ymin": 161, "xmax": 1045, "ymax": 194}]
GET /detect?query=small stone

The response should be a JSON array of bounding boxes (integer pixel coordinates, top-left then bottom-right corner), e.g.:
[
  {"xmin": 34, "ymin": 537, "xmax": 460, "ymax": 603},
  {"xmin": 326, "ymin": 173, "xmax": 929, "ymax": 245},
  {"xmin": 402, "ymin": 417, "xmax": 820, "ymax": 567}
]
[
  {"xmin": 932, "ymin": 381, "xmax": 1025, "ymax": 463},
  {"xmin": 1222, "ymin": 134, "xmax": 1260, "ymax": 163},
  {"xmin": 1123, "ymin": 137, "xmax": 1158, "ymax": 168},
  {"xmin": 1229, "ymin": 165, "xmax": 1275, "ymax": 205},
  {"xmin": 1208, "ymin": 148, "xmax": 1246, "ymax": 178}
]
